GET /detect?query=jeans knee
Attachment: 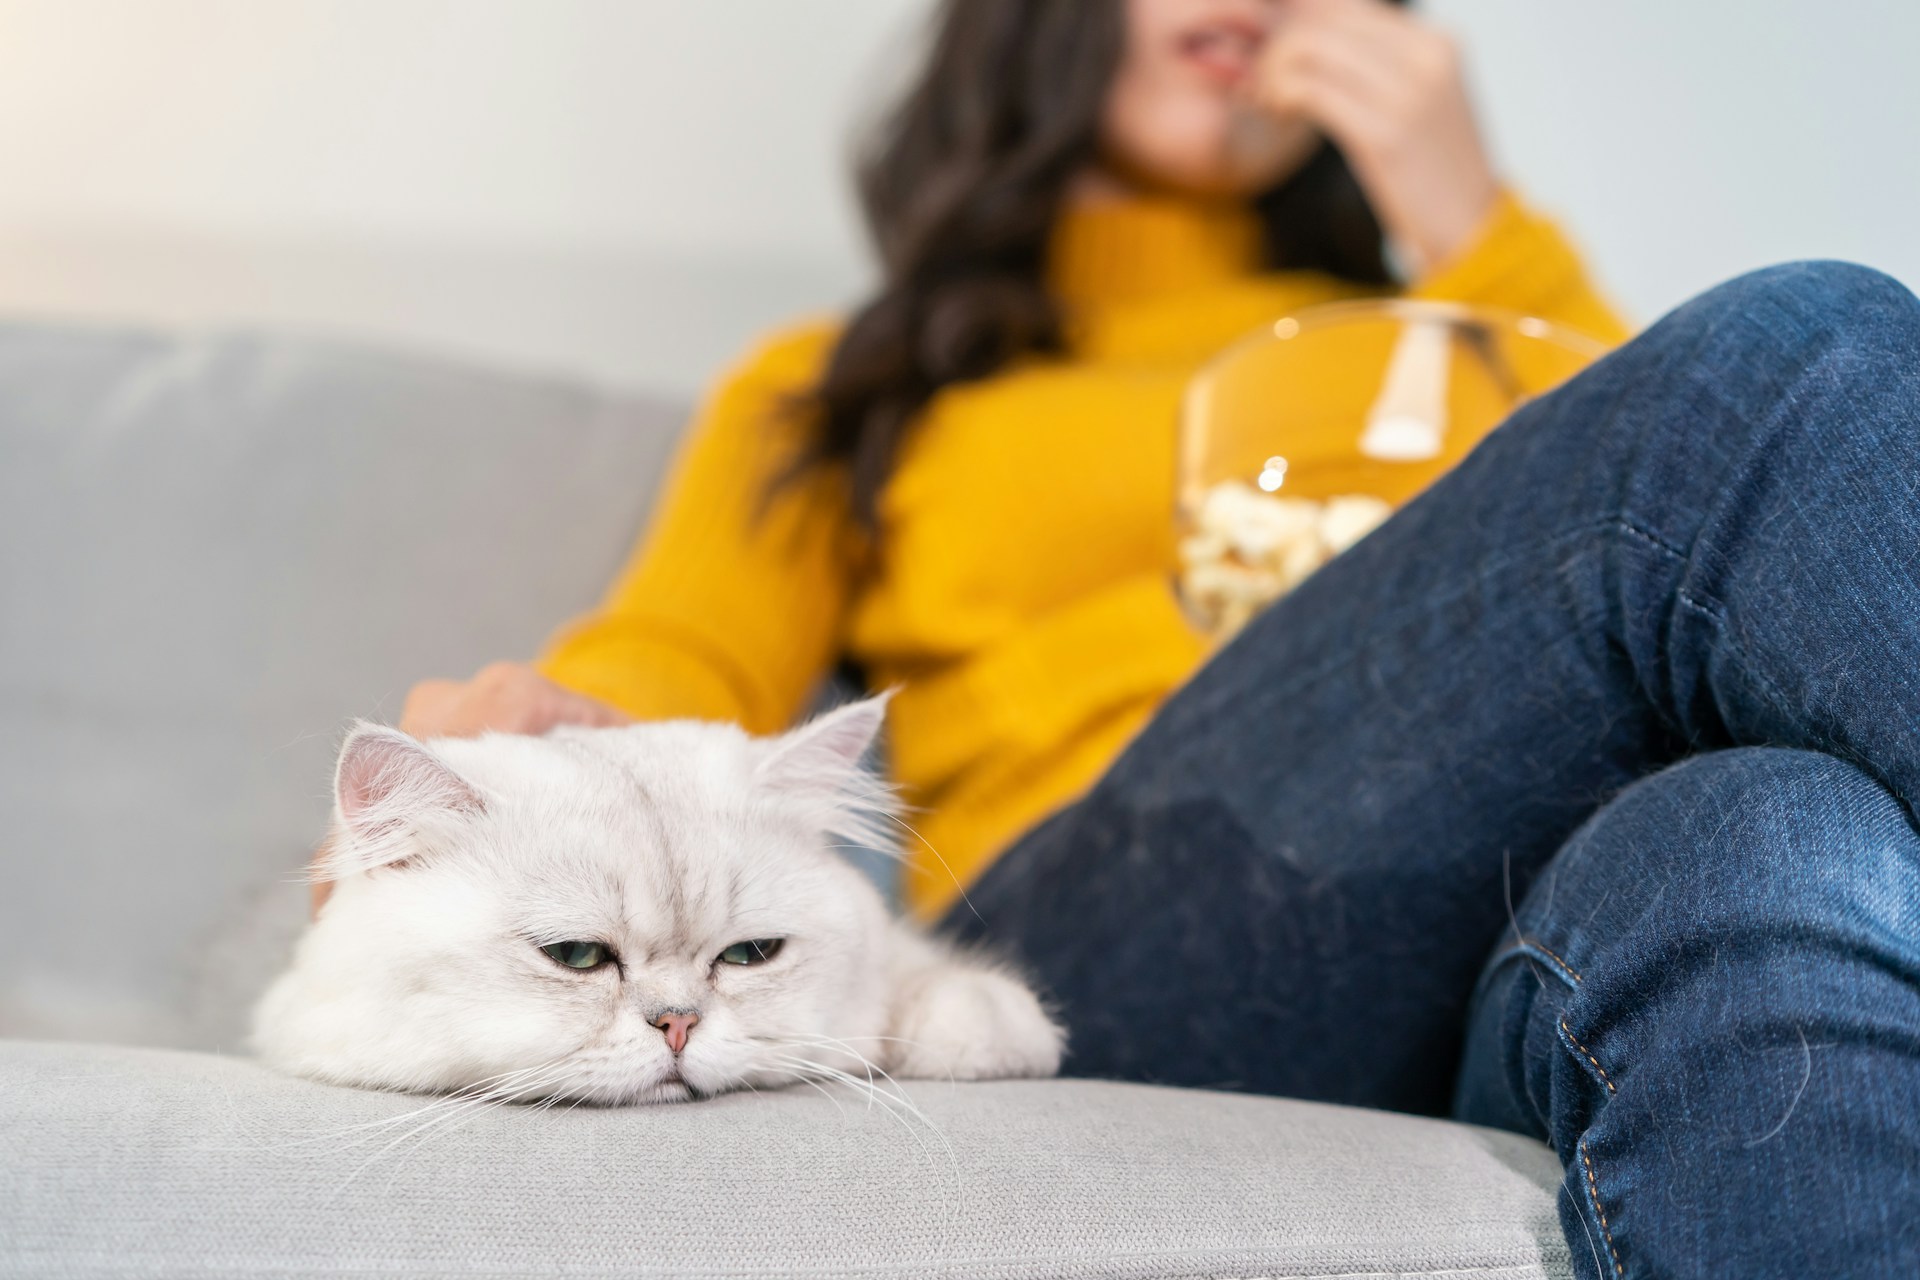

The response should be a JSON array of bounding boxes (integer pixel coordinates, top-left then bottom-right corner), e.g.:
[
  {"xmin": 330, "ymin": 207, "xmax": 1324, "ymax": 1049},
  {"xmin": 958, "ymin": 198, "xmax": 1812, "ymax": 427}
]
[
  {"xmin": 1706, "ymin": 260, "xmax": 1914, "ymax": 324},
  {"xmin": 1605, "ymin": 749, "xmax": 1917, "ymax": 918},
  {"xmin": 1690, "ymin": 261, "xmax": 1920, "ymax": 369},
  {"xmin": 1604, "ymin": 261, "xmax": 1920, "ymax": 472}
]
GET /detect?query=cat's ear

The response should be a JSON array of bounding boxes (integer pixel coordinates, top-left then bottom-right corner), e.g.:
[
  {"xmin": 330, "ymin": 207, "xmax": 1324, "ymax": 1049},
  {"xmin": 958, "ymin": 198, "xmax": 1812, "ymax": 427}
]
[
  {"xmin": 315, "ymin": 722, "xmax": 483, "ymax": 881},
  {"xmin": 756, "ymin": 693, "xmax": 898, "ymax": 849},
  {"xmin": 757, "ymin": 692, "xmax": 892, "ymax": 794}
]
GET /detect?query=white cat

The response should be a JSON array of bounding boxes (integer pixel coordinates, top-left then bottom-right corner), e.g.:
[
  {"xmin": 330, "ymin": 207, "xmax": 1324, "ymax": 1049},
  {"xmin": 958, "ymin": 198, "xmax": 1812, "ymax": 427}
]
[{"xmin": 251, "ymin": 696, "xmax": 1063, "ymax": 1104}]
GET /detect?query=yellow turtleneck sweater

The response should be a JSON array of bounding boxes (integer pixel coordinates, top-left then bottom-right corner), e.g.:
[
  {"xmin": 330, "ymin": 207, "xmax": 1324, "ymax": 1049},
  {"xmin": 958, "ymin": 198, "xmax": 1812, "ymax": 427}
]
[{"xmin": 539, "ymin": 190, "xmax": 1629, "ymax": 917}]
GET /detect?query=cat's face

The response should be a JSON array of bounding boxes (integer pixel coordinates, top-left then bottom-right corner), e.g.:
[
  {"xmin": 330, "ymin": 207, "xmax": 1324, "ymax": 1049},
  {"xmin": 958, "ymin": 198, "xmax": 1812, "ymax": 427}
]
[{"xmin": 252, "ymin": 700, "xmax": 898, "ymax": 1104}]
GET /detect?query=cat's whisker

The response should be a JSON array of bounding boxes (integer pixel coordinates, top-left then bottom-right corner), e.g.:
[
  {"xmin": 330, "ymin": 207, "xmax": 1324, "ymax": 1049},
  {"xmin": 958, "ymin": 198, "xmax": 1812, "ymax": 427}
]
[
  {"xmin": 819, "ymin": 841, "xmax": 909, "ymax": 865},
  {"xmin": 768, "ymin": 1034, "xmax": 922, "ymax": 1105},
  {"xmin": 324, "ymin": 1063, "xmax": 578, "ymax": 1197},
  {"xmin": 877, "ymin": 810, "xmax": 984, "ymax": 924},
  {"xmin": 825, "ymin": 780, "xmax": 920, "ymax": 867},
  {"xmin": 760, "ymin": 1058, "xmax": 854, "ymax": 1118},
  {"xmin": 760, "ymin": 1044, "xmax": 963, "ymax": 1267},
  {"xmin": 778, "ymin": 1032, "xmax": 932, "ymax": 1053},
  {"xmin": 762, "ymin": 1045, "xmax": 963, "ymax": 1267},
  {"xmin": 315, "ymin": 1063, "xmax": 572, "ymax": 1165},
  {"xmin": 356, "ymin": 1075, "xmax": 585, "ymax": 1196},
  {"xmin": 762, "ymin": 1055, "xmax": 908, "ymax": 1129},
  {"xmin": 761, "ymin": 1052, "xmax": 936, "ymax": 1140},
  {"xmin": 362, "ymin": 1084, "xmax": 561, "ymax": 1194},
  {"xmin": 781, "ymin": 1044, "xmax": 960, "ymax": 1171},
  {"xmin": 268, "ymin": 1061, "xmax": 572, "ymax": 1151}
]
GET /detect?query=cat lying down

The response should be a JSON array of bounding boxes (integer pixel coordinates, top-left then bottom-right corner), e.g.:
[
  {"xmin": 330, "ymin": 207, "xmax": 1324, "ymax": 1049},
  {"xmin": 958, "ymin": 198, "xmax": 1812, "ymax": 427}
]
[{"xmin": 252, "ymin": 696, "xmax": 1063, "ymax": 1104}]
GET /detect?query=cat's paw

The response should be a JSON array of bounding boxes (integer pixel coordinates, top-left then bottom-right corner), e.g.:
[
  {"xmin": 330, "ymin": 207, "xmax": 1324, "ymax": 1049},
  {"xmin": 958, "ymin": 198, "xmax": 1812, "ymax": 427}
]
[{"xmin": 888, "ymin": 965, "xmax": 1064, "ymax": 1081}]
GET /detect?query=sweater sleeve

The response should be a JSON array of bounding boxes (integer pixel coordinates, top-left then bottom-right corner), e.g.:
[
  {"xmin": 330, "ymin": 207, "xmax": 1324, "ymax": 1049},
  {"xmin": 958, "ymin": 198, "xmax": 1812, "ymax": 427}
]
[
  {"xmin": 536, "ymin": 321, "xmax": 856, "ymax": 735},
  {"xmin": 1409, "ymin": 188, "xmax": 1633, "ymax": 346}
]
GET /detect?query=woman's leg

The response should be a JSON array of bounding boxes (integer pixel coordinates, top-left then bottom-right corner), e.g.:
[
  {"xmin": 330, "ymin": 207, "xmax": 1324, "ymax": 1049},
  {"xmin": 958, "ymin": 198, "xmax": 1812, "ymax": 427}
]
[
  {"xmin": 944, "ymin": 261, "xmax": 1920, "ymax": 1113},
  {"xmin": 1455, "ymin": 748, "xmax": 1920, "ymax": 1280}
]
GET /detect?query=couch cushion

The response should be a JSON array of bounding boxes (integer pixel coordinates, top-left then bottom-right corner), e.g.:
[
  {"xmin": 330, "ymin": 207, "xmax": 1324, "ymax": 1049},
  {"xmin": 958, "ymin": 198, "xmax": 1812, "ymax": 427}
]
[
  {"xmin": 0, "ymin": 1041, "xmax": 1572, "ymax": 1280},
  {"xmin": 0, "ymin": 322, "xmax": 684, "ymax": 1047}
]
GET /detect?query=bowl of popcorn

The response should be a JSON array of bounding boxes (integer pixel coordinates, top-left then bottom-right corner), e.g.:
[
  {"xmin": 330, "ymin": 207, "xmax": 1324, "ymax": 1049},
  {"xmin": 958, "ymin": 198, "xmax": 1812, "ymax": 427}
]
[{"xmin": 1176, "ymin": 298, "xmax": 1608, "ymax": 639}]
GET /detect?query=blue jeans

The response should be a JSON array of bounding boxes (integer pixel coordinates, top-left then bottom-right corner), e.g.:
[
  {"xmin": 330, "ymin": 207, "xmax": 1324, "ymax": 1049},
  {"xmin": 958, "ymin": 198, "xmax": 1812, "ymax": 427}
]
[{"xmin": 944, "ymin": 263, "xmax": 1920, "ymax": 1278}]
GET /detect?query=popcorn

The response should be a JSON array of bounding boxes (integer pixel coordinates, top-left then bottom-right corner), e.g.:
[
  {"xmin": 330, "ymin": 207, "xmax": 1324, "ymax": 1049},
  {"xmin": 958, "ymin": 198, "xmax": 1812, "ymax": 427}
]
[
  {"xmin": 1320, "ymin": 494, "xmax": 1395, "ymax": 554},
  {"xmin": 1178, "ymin": 481, "xmax": 1392, "ymax": 639}
]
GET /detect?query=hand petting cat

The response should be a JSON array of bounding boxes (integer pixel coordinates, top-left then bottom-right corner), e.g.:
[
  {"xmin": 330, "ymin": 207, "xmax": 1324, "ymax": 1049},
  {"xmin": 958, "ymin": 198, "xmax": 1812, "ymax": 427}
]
[
  {"xmin": 308, "ymin": 662, "xmax": 628, "ymax": 915},
  {"xmin": 399, "ymin": 660, "xmax": 630, "ymax": 738}
]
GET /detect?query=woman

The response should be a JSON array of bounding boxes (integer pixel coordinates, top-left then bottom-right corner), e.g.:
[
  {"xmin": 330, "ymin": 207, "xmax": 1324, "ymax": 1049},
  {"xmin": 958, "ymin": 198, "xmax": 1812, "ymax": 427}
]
[
  {"xmin": 409, "ymin": 0, "xmax": 1627, "ymax": 923},
  {"xmin": 399, "ymin": 0, "xmax": 1920, "ymax": 1274}
]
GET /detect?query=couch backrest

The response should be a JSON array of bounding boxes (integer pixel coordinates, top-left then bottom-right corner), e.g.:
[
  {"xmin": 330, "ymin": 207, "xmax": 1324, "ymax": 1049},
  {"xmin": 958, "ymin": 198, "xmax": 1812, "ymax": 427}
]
[{"xmin": 0, "ymin": 322, "xmax": 685, "ymax": 1048}]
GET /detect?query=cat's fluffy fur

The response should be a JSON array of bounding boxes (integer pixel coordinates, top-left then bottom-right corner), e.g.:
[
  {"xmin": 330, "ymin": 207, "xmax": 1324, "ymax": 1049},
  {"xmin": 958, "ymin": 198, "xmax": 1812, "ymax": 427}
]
[{"xmin": 251, "ymin": 697, "xmax": 1063, "ymax": 1103}]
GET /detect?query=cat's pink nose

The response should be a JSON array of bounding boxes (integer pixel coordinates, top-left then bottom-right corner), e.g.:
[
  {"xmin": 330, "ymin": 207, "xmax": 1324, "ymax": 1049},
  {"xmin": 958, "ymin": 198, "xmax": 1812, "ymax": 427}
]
[{"xmin": 651, "ymin": 1010, "xmax": 700, "ymax": 1055}]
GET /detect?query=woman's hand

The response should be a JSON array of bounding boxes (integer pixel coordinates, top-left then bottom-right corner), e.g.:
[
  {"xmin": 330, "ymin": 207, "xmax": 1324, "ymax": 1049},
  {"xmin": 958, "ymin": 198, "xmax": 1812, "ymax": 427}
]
[
  {"xmin": 309, "ymin": 663, "xmax": 628, "ymax": 917},
  {"xmin": 399, "ymin": 661, "xmax": 631, "ymax": 739},
  {"xmin": 1253, "ymin": 0, "xmax": 1500, "ymax": 273}
]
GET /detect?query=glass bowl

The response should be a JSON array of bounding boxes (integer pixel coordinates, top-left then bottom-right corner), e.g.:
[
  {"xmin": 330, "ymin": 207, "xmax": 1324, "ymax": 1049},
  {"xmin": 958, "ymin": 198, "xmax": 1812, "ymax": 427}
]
[{"xmin": 1175, "ymin": 298, "xmax": 1608, "ymax": 638}]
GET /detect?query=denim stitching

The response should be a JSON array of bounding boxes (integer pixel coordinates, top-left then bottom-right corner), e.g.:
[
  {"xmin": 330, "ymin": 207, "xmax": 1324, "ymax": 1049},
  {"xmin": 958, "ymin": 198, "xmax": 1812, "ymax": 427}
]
[
  {"xmin": 1674, "ymin": 587, "xmax": 1726, "ymax": 623},
  {"xmin": 1560, "ymin": 1018, "xmax": 1616, "ymax": 1095},
  {"xmin": 1611, "ymin": 517, "xmax": 1688, "ymax": 561},
  {"xmin": 1620, "ymin": 522, "xmax": 1880, "ymax": 807},
  {"xmin": 1468, "ymin": 939, "xmax": 1581, "ymax": 1011},
  {"xmin": 1672, "ymin": 568, "xmax": 1877, "ymax": 796},
  {"xmin": 1578, "ymin": 1137, "xmax": 1626, "ymax": 1277},
  {"xmin": 1525, "ymin": 940, "xmax": 1585, "ymax": 984}
]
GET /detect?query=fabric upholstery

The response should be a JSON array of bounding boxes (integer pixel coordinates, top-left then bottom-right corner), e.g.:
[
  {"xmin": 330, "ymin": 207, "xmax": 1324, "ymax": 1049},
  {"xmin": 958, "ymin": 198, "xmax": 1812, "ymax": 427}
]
[
  {"xmin": 0, "ymin": 319, "xmax": 1567, "ymax": 1279},
  {"xmin": 0, "ymin": 322, "xmax": 683, "ymax": 1047},
  {"xmin": 0, "ymin": 1040, "xmax": 1572, "ymax": 1280}
]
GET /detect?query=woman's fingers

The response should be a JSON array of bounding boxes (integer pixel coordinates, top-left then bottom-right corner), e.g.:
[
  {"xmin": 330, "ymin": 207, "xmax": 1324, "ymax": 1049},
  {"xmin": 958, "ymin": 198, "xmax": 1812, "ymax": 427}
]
[
  {"xmin": 1260, "ymin": 4, "xmax": 1463, "ymax": 152},
  {"xmin": 553, "ymin": 684, "xmax": 635, "ymax": 728},
  {"xmin": 398, "ymin": 661, "xmax": 631, "ymax": 738},
  {"xmin": 1263, "ymin": 19, "xmax": 1421, "ymax": 114},
  {"xmin": 313, "ymin": 665, "xmax": 627, "ymax": 920},
  {"xmin": 397, "ymin": 677, "xmax": 463, "ymax": 735},
  {"xmin": 1258, "ymin": 36, "xmax": 1399, "ymax": 158},
  {"xmin": 1255, "ymin": 0, "xmax": 1497, "ymax": 271}
]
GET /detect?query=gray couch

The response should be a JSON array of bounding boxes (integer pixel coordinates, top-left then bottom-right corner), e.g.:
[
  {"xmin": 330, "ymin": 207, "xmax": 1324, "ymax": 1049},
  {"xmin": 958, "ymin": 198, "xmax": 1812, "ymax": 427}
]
[{"xmin": 0, "ymin": 321, "xmax": 1572, "ymax": 1279}]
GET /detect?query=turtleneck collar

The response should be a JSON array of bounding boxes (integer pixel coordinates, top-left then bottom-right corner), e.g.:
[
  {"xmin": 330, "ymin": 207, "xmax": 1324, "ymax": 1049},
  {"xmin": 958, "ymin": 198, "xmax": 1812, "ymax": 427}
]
[{"xmin": 1046, "ymin": 194, "xmax": 1265, "ymax": 312}]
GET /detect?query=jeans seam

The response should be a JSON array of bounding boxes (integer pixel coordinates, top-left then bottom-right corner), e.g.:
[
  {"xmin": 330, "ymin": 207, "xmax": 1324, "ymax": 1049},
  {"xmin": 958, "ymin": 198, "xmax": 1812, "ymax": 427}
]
[
  {"xmin": 1670, "ymin": 565, "xmax": 1873, "ymax": 788},
  {"xmin": 1578, "ymin": 1137, "xmax": 1626, "ymax": 1278},
  {"xmin": 1611, "ymin": 517, "xmax": 1687, "ymax": 562},
  {"xmin": 1524, "ymin": 940, "xmax": 1585, "ymax": 984},
  {"xmin": 1559, "ymin": 1018, "xmax": 1617, "ymax": 1096},
  {"xmin": 1624, "ymin": 519, "xmax": 1857, "ymax": 783},
  {"xmin": 1474, "ymin": 940, "xmax": 1583, "ymax": 1004}
]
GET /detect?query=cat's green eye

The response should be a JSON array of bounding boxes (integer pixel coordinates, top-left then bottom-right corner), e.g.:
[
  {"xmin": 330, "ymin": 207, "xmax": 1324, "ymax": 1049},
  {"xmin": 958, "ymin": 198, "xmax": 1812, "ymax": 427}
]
[
  {"xmin": 541, "ymin": 940, "xmax": 612, "ymax": 971},
  {"xmin": 717, "ymin": 938, "xmax": 785, "ymax": 967}
]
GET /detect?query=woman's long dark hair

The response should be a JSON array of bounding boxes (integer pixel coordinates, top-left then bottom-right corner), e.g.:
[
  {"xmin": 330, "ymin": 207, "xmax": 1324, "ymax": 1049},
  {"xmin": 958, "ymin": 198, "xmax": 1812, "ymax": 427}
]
[{"xmin": 797, "ymin": 0, "xmax": 1399, "ymax": 530}]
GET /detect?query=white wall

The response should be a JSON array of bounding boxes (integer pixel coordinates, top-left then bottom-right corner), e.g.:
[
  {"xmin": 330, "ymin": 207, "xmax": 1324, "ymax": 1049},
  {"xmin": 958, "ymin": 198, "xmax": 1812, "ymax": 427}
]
[
  {"xmin": 0, "ymin": 1, "xmax": 1915, "ymax": 397},
  {"xmin": 1430, "ymin": 0, "xmax": 1920, "ymax": 327},
  {"xmin": 0, "ymin": 0, "xmax": 921, "ymax": 394}
]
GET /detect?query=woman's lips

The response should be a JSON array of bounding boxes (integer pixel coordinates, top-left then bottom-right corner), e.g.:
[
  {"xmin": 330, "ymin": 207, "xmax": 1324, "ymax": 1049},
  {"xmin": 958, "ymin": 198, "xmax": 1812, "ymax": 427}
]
[{"xmin": 1178, "ymin": 22, "xmax": 1265, "ymax": 86}]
